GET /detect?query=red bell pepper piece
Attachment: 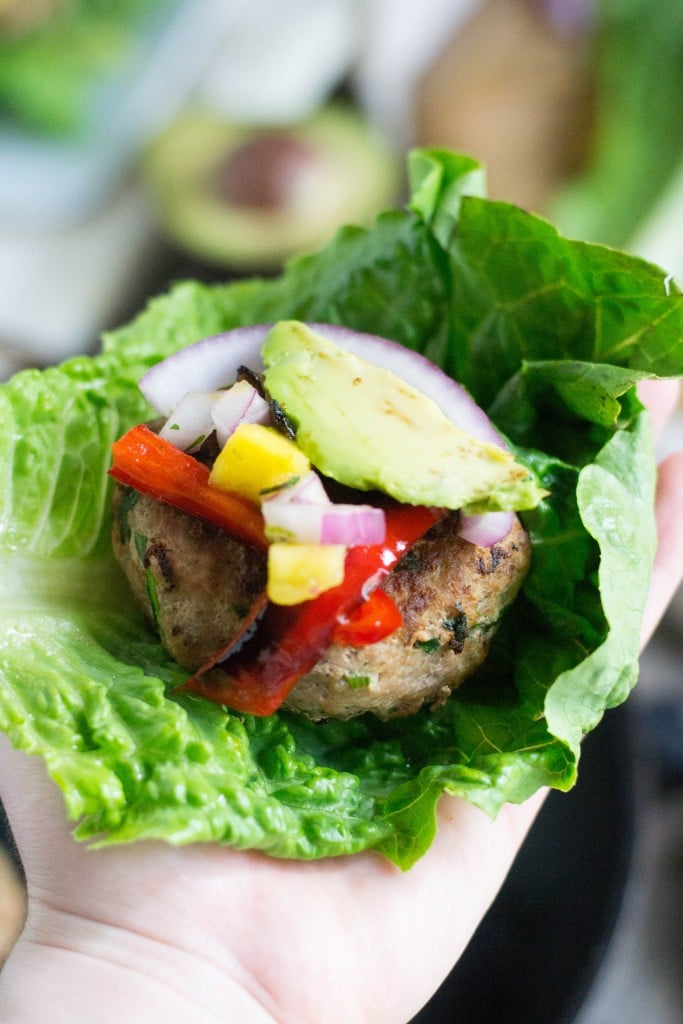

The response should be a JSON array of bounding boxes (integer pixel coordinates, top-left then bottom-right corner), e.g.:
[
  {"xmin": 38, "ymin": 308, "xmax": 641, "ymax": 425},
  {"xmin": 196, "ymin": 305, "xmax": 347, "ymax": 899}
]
[
  {"xmin": 331, "ymin": 587, "xmax": 403, "ymax": 646},
  {"xmin": 181, "ymin": 504, "xmax": 442, "ymax": 716},
  {"xmin": 109, "ymin": 424, "xmax": 267, "ymax": 551}
]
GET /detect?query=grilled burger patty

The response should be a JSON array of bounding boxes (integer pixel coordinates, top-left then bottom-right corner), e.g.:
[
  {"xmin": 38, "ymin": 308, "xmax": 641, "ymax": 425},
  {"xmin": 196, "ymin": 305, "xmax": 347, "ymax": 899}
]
[{"xmin": 112, "ymin": 486, "xmax": 531, "ymax": 719}]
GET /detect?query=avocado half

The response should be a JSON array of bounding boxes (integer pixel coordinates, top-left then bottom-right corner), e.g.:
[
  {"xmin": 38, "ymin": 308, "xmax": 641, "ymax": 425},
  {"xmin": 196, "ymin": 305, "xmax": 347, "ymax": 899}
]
[{"xmin": 143, "ymin": 104, "xmax": 401, "ymax": 271}]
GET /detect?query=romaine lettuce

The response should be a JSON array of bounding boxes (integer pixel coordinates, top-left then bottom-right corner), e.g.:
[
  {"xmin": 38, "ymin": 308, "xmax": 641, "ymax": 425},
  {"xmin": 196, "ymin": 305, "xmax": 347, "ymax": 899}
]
[{"xmin": 1, "ymin": 150, "xmax": 681, "ymax": 869}]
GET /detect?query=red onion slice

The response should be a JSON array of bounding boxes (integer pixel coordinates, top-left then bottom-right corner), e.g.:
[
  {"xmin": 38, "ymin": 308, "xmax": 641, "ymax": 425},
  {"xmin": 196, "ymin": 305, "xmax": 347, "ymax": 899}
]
[
  {"xmin": 301, "ymin": 326, "xmax": 516, "ymax": 548},
  {"xmin": 306, "ymin": 323, "xmax": 506, "ymax": 448},
  {"xmin": 139, "ymin": 322, "xmax": 504, "ymax": 445},
  {"xmin": 140, "ymin": 325, "xmax": 270, "ymax": 416},
  {"xmin": 141, "ymin": 321, "xmax": 519, "ymax": 546}
]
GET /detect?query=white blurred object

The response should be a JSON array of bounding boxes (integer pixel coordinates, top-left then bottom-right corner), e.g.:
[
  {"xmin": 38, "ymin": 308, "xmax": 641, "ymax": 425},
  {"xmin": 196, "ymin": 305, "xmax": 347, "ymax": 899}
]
[
  {"xmin": 200, "ymin": 0, "xmax": 359, "ymax": 124},
  {"xmin": 0, "ymin": 185, "xmax": 157, "ymax": 364},
  {"xmin": 0, "ymin": 1, "xmax": 245, "ymax": 368},
  {"xmin": 353, "ymin": 0, "xmax": 482, "ymax": 145},
  {"xmin": 0, "ymin": 0, "xmax": 240, "ymax": 230},
  {"xmin": 0, "ymin": 0, "xmax": 472, "ymax": 368},
  {"xmin": 200, "ymin": 0, "xmax": 481, "ymax": 144},
  {"xmin": 629, "ymin": 159, "xmax": 683, "ymax": 288}
]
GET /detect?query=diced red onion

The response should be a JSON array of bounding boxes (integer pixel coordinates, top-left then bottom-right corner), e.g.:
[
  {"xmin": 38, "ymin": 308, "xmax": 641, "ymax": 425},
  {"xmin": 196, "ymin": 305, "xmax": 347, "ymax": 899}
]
[
  {"xmin": 263, "ymin": 499, "xmax": 386, "ymax": 546},
  {"xmin": 320, "ymin": 505, "xmax": 386, "ymax": 545},
  {"xmin": 158, "ymin": 391, "xmax": 222, "ymax": 452},
  {"xmin": 457, "ymin": 510, "xmax": 515, "ymax": 547},
  {"xmin": 211, "ymin": 380, "xmax": 270, "ymax": 448},
  {"xmin": 282, "ymin": 470, "xmax": 331, "ymax": 505}
]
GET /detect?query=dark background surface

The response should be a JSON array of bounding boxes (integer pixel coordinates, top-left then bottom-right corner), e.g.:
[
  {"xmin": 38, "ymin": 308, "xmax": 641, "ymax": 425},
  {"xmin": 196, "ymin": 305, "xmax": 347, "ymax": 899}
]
[{"xmin": 411, "ymin": 703, "xmax": 637, "ymax": 1024}]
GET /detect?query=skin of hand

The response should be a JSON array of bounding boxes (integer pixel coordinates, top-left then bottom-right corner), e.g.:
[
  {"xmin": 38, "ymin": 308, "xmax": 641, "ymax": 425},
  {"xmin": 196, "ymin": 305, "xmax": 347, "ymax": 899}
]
[{"xmin": 0, "ymin": 380, "xmax": 681, "ymax": 1024}]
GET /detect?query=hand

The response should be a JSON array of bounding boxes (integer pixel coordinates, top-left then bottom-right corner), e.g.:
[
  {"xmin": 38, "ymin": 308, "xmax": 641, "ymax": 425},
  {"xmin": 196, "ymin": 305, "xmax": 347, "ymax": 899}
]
[
  {"xmin": 639, "ymin": 379, "xmax": 683, "ymax": 646},
  {"xmin": 0, "ymin": 381, "xmax": 681, "ymax": 1024}
]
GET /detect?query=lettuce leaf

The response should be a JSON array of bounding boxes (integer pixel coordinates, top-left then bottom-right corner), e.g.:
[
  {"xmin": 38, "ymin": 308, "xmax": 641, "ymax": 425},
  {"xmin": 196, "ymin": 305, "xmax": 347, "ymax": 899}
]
[{"xmin": 1, "ymin": 150, "xmax": 681, "ymax": 869}]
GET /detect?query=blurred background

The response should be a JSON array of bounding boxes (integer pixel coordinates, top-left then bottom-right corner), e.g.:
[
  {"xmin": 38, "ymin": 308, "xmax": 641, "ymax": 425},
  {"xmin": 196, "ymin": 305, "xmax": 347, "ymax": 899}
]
[{"xmin": 0, "ymin": 2, "xmax": 682, "ymax": 1020}]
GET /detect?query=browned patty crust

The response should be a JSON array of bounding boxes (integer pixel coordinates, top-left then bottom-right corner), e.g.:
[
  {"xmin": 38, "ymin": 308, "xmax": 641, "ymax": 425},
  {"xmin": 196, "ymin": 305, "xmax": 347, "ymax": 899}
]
[{"xmin": 112, "ymin": 487, "xmax": 531, "ymax": 719}]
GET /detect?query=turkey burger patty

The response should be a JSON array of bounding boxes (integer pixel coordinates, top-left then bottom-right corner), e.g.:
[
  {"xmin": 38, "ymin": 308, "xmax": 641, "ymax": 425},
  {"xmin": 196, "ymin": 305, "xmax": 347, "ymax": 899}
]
[{"xmin": 112, "ymin": 488, "xmax": 531, "ymax": 720}]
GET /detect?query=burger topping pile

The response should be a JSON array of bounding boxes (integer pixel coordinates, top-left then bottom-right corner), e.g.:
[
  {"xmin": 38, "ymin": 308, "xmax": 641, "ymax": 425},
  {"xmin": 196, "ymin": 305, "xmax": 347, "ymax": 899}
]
[{"xmin": 109, "ymin": 321, "xmax": 545, "ymax": 715}]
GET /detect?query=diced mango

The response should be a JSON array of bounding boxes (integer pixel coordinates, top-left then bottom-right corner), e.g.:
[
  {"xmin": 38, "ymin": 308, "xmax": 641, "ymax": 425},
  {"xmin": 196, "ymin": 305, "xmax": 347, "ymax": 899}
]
[
  {"xmin": 267, "ymin": 543, "xmax": 346, "ymax": 605},
  {"xmin": 209, "ymin": 422, "xmax": 310, "ymax": 505}
]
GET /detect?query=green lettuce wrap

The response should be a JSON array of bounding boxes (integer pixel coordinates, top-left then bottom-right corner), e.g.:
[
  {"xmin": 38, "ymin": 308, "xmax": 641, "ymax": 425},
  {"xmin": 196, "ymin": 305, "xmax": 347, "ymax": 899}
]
[{"xmin": 1, "ymin": 150, "xmax": 682, "ymax": 869}]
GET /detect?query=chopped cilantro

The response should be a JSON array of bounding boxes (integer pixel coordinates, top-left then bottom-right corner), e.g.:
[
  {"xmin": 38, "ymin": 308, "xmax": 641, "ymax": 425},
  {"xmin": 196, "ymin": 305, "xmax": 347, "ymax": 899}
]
[
  {"xmin": 145, "ymin": 570, "xmax": 162, "ymax": 630},
  {"xmin": 345, "ymin": 674, "xmax": 371, "ymax": 689},
  {"xmin": 413, "ymin": 638, "xmax": 441, "ymax": 654},
  {"xmin": 117, "ymin": 487, "xmax": 139, "ymax": 545},
  {"xmin": 133, "ymin": 531, "xmax": 148, "ymax": 561},
  {"xmin": 260, "ymin": 475, "xmax": 301, "ymax": 497}
]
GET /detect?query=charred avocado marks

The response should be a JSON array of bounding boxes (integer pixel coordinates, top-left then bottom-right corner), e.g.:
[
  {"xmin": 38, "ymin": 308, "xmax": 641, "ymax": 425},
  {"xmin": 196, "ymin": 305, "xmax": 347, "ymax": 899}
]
[
  {"xmin": 143, "ymin": 104, "xmax": 400, "ymax": 271},
  {"xmin": 261, "ymin": 322, "xmax": 545, "ymax": 512}
]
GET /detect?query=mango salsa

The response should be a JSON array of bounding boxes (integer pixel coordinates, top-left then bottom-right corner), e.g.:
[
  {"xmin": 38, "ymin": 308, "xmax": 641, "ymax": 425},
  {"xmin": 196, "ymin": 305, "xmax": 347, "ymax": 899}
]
[
  {"xmin": 209, "ymin": 422, "xmax": 310, "ymax": 504},
  {"xmin": 267, "ymin": 543, "xmax": 346, "ymax": 605}
]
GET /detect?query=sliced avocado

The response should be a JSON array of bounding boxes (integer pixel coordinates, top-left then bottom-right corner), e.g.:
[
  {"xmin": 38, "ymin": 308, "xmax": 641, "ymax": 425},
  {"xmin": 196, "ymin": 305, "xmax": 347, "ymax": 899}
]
[
  {"xmin": 143, "ymin": 104, "xmax": 400, "ymax": 271},
  {"xmin": 262, "ymin": 322, "xmax": 545, "ymax": 513}
]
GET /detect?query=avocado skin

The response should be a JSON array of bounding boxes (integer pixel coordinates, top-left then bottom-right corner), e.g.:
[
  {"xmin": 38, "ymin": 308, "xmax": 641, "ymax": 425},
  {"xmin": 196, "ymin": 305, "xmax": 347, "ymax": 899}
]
[
  {"xmin": 262, "ymin": 321, "xmax": 544, "ymax": 513},
  {"xmin": 143, "ymin": 104, "xmax": 400, "ymax": 271}
]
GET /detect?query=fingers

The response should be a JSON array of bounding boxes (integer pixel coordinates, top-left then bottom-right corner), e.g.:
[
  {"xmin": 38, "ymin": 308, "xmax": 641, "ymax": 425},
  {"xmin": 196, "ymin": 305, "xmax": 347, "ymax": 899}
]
[
  {"xmin": 641, "ymin": 449, "xmax": 683, "ymax": 648},
  {"xmin": 334, "ymin": 789, "xmax": 548, "ymax": 1023},
  {"xmin": 634, "ymin": 379, "xmax": 683, "ymax": 648},
  {"xmin": 638, "ymin": 378, "xmax": 681, "ymax": 444}
]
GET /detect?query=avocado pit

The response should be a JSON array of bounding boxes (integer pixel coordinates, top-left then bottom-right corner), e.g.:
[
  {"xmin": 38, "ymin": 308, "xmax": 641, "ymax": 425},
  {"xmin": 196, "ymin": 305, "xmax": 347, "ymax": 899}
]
[{"xmin": 213, "ymin": 133, "xmax": 318, "ymax": 211}]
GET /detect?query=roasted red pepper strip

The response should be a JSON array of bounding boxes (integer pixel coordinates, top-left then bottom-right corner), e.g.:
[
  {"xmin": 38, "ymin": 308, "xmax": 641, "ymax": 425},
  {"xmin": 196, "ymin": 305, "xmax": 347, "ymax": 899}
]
[
  {"xmin": 181, "ymin": 504, "xmax": 442, "ymax": 716},
  {"xmin": 109, "ymin": 424, "xmax": 267, "ymax": 551},
  {"xmin": 331, "ymin": 588, "xmax": 403, "ymax": 647}
]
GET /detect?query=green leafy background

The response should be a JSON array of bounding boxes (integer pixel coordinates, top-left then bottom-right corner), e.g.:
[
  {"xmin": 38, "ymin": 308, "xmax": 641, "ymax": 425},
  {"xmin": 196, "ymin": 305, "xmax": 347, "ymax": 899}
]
[
  {"xmin": 0, "ymin": 0, "xmax": 172, "ymax": 136},
  {"xmin": 550, "ymin": 0, "xmax": 683, "ymax": 248},
  {"xmin": 1, "ymin": 150, "xmax": 681, "ymax": 868}
]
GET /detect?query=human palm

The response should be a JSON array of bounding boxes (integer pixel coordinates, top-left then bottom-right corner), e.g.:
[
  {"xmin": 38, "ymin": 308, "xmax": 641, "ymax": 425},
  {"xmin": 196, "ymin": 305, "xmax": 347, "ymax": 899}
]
[
  {"xmin": 0, "ymin": 738, "xmax": 544, "ymax": 1023},
  {"xmin": 1, "ymin": 380, "xmax": 681, "ymax": 1024}
]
